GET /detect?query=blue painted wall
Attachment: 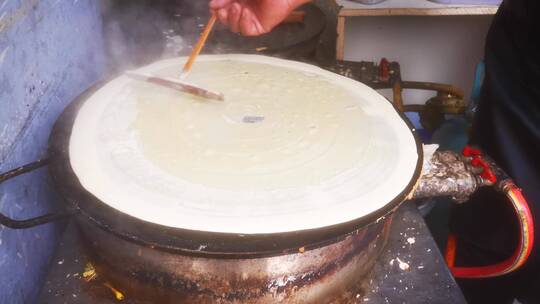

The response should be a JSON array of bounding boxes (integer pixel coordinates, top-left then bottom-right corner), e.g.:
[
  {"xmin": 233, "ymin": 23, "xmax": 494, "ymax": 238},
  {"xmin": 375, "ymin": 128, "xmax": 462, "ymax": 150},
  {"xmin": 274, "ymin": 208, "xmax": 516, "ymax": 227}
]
[{"xmin": 0, "ymin": 0, "xmax": 105, "ymax": 302}]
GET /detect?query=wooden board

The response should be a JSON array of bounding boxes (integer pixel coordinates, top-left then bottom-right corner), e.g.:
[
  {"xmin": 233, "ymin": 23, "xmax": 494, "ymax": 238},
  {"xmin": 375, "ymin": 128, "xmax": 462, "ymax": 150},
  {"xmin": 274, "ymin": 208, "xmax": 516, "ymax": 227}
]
[
  {"xmin": 335, "ymin": 0, "xmax": 498, "ymax": 59},
  {"xmin": 340, "ymin": 6, "xmax": 498, "ymax": 16},
  {"xmin": 337, "ymin": 0, "xmax": 498, "ymax": 16},
  {"xmin": 336, "ymin": 16, "xmax": 346, "ymax": 61}
]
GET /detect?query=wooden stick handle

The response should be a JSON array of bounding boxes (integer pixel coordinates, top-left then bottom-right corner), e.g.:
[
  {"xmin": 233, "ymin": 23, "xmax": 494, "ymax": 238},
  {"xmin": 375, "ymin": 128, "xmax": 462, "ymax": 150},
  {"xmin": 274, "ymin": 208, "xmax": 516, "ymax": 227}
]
[{"xmin": 181, "ymin": 14, "xmax": 217, "ymax": 79}]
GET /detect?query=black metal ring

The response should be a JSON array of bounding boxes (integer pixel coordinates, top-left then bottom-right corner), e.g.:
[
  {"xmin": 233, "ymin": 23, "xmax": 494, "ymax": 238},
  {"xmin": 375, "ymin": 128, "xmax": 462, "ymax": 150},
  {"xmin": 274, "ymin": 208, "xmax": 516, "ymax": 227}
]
[{"xmin": 0, "ymin": 159, "xmax": 75, "ymax": 229}]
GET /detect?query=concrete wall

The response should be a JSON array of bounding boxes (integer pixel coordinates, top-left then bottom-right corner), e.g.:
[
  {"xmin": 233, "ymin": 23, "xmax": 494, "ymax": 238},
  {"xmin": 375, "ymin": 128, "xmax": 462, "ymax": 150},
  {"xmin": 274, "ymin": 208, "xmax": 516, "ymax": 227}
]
[
  {"xmin": 0, "ymin": 0, "xmax": 105, "ymax": 302},
  {"xmin": 343, "ymin": 15, "xmax": 493, "ymax": 104}
]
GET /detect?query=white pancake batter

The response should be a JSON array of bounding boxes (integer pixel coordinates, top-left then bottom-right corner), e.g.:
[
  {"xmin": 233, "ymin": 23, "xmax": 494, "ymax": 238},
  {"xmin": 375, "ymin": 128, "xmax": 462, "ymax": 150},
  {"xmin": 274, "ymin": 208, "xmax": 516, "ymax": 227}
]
[{"xmin": 69, "ymin": 55, "xmax": 419, "ymax": 234}]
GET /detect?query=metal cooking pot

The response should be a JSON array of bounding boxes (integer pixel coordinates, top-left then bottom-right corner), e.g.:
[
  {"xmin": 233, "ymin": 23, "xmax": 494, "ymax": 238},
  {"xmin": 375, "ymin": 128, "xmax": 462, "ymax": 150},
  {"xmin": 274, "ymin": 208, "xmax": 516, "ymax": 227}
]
[
  {"xmin": 0, "ymin": 58, "xmax": 533, "ymax": 303},
  {"xmin": 43, "ymin": 85, "xmax": 415, "ymax": 302}
]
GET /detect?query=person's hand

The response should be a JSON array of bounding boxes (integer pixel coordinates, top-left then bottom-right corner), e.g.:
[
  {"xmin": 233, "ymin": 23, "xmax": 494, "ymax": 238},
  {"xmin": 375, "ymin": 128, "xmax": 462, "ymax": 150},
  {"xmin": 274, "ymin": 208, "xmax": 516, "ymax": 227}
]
[{"xmin": 209, "ymin": 0, "xmax": 309, "ymax": 36}]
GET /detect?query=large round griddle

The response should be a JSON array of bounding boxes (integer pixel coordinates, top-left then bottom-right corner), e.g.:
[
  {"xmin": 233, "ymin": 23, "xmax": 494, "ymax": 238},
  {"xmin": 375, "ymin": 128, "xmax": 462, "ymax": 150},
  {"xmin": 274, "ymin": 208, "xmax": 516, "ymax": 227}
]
[{"xmin": 49, "ymin": 55, "xmax": 422, "ymax": 257}]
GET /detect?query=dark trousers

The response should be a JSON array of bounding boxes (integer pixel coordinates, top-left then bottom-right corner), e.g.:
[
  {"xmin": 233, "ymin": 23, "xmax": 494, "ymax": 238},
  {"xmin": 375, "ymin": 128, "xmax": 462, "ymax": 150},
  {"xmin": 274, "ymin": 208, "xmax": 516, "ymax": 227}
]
[{"xmin": 450, "ymin": 0, "xmax": 540, "ymax": 302}]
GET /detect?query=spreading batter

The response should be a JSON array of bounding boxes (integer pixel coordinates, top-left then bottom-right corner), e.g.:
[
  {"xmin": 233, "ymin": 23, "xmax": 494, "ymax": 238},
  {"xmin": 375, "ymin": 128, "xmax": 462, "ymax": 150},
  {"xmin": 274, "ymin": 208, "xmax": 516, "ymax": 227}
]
[{"xmin": 69, "ymin": 55, "xmax": 418, "ymax": 233}]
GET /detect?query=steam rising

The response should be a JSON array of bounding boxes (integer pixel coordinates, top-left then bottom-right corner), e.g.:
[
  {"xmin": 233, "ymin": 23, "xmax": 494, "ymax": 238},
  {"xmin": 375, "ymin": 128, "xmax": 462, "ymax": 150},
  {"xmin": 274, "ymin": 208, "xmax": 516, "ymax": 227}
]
[
  {"xmin": 98, "ymin": 0, "xmax": 336, "ymax": 74},
  {"xmin": 100, "ymin": 0, "xmax": 210, "ymax": 75}
]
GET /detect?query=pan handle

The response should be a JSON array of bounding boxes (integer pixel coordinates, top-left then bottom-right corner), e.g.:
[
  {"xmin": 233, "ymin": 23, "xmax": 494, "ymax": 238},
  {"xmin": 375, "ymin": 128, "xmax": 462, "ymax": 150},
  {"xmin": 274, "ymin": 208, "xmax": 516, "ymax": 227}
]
[
  {"xmin": 411, "ymin": 146, "xmax": 534, "ymax": 277},
  {"xmin": 444, "ymin": 148, "xmax": 534, "ymax": 278},
  {"xmin": 0, "ymin": 159, "xmax": 75, "ymax": 229},
  {"xmin": 446, "ymin": 180, "xmax": 534, "ymax": 278}
]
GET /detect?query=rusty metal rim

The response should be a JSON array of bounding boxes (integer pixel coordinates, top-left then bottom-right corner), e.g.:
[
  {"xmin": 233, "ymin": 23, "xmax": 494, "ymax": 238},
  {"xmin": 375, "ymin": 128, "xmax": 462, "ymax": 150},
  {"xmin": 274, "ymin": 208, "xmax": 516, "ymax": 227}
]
[{"xmin": 48, "ymin": 79, "xmax": 423, "ymax": 258}]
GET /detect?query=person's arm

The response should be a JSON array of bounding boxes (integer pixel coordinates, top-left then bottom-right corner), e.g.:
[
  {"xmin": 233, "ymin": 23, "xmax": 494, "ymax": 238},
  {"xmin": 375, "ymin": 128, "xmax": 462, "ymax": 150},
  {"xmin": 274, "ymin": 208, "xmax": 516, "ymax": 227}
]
[{"xmin": 209, "ymin": 0, "xmax": 311, "ymax": 36}]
